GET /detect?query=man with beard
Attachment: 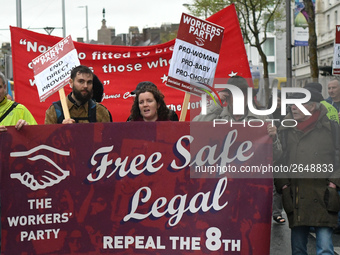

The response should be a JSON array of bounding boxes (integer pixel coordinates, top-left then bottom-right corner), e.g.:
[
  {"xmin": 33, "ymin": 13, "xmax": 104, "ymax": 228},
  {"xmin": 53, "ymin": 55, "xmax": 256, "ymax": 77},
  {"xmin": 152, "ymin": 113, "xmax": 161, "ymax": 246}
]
[{"xmin": 44, "ymin": 65, "xmax": 112, "ymax": 124}]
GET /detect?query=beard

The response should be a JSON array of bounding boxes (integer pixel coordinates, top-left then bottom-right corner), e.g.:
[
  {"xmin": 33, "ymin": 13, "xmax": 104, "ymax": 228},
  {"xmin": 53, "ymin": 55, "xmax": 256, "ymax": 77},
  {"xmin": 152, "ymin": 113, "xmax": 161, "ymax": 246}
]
[{"xmin": 73, "ymin": 86, "xmax": 93, "ymax": 105}]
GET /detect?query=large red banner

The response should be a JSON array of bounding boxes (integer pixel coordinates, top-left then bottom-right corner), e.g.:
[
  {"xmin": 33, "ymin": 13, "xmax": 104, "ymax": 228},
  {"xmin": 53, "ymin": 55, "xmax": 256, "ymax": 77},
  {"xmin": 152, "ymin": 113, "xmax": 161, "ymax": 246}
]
[
  {"xmin": 0, "ymin": 122, "xmax": 272, "ymax": 254},
  {"xmin": 10, "ymin": 4, "xmax": 251, "ymax": 124}
]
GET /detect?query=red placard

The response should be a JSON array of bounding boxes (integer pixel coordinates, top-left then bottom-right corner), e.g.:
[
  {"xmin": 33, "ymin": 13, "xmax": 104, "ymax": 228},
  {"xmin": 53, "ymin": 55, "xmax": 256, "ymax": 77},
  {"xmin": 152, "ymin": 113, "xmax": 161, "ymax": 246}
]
[
  {"xmin": 176, "ymin": 13, "xmax": 224, "ymax": 54},
  {"xmin": 167, "ymin": 13, "xmax": 224, "ymax": 96},
  {"xmin": 32, "ymin": 36, "xmax": 80, "ymax": 101}
]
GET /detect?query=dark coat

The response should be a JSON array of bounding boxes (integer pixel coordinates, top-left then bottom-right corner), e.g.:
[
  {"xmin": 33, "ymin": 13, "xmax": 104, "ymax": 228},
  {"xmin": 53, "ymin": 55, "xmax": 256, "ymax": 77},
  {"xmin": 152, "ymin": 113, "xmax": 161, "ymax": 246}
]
[{"xmin": 275, "ymin": 104, "xmax": 340, "ymax": 228}]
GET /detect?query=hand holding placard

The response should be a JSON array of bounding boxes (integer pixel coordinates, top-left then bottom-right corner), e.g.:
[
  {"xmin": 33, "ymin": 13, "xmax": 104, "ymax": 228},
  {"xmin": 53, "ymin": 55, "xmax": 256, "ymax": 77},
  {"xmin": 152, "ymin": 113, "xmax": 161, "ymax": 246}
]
[{"xmin": 32, "ymin": 36, "xmax": 80, "ymax": 120}]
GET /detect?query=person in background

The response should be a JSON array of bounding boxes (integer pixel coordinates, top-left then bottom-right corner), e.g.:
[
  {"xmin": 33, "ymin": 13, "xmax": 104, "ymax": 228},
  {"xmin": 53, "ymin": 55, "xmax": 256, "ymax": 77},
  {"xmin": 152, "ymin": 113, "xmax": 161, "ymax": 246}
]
[
  {"xmin": 193, "ymin": 76, "xmax": 271, "ymax": 122},
  {"xmin": 275, "ymin": 86, "xmax": 340, "ymax": 255},
  {"xmin": 129, "ymin": 85, "xmax": 171, "ymax": 122},
  {"xmin": 305, "ymin": 82, "xmax": 340, "ymax": 235},
  {"xmin": 0, "ymin": 72, "xmax": 37, "ymax": 131},
  {"xmin": 326, "ymin": 77, "xmax": 340, "ymax": 115},
  {"xmin": 0, "ymin": 71, "xmax": 37, "ymax": 246},
  {"xmin": 127, "ymin": 81, "xmax": 179, "ymax": 121},
  {"xmin": 268, "ymin": 90, "xmax": 286, "ymax": 224},
  {"xmin": 44, "ymin": 65, "xmax": 112, "ymax": 124},
  {"xmin": 305, "ymin": 82, "xmax": 339, "ymax": 123},
  {"xmin": 6, "ymin": 79, "xmax": 13, "ymax": 100}
]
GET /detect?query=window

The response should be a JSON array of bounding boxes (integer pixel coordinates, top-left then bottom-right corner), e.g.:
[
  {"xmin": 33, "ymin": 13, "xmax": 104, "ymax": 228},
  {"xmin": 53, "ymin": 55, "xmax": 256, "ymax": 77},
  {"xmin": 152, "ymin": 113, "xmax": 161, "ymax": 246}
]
[
  {"xmin": 295, "ymin": 47, "xmax": 299, "ymax": 65},
  {"xmin": 263, "ymin": 38, "xmax": 275, "ymax": 56},
  {"xmin": 268, "ymin": 62, "xmax": 275, "ymax": 73},
  {"xmin": 327, "ymin": 14, "xmax": 330, "ymax": 30},
  {"xmin": 301, "ymin": 47, "xmax": 305, "ymax": 63},
  {"xmin": 304, "ymin": 47, "xmax": 309, "ymax": 63},
  {"xmin": 336, "ymin": 11, "xmax": 338, "ymax": 26},
  {"xmin": 264, "ymin": 13, "xmax": 274, "ymax": 33},
  {"xmin": 263, "ymin": 37, "xmax": 276, "ymax": 73}
]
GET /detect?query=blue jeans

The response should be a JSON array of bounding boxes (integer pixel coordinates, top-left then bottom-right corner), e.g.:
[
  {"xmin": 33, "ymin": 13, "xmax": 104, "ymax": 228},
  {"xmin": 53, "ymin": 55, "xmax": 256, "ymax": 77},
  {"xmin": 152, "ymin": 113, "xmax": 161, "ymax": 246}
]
[{"xmin": 291, "ymin": 226, "xmax": 334, "ymax": 255}]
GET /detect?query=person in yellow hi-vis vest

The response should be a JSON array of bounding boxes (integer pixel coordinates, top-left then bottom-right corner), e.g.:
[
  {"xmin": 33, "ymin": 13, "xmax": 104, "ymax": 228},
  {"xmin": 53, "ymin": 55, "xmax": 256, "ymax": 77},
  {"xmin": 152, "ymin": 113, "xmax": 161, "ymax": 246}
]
[
  {"xmin": 304, "ymin": 82, "xmax": 339, "ymax": 124},
  {"xmin": 0, "ymin": 72, "xmax": 37, "ymax": 132},
  {"xmin": 0, "ymin": 71, "xmax": 37, "ymax": 246}
]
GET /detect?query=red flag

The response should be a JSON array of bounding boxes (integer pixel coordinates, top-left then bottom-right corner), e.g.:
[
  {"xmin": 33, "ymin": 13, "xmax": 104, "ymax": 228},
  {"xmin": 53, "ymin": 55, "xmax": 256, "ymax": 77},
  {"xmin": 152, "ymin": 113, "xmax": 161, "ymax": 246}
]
[{"xmin": 10, "ymin": 4, "xmax": 250, "ymax": 124}]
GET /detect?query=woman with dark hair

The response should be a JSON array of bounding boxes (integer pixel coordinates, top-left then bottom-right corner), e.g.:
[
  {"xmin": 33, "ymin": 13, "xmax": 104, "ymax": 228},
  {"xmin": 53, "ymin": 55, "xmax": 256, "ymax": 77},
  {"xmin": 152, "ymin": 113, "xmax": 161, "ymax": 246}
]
[{"xmin": 129, "ymin": 85, "xmax": 170, "ymax": 121}]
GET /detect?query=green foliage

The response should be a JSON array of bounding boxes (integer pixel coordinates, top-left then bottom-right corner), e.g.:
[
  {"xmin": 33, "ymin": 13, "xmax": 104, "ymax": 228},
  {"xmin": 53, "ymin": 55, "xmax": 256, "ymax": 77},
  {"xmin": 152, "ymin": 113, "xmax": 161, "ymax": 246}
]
[
  {"xmin": 229, "ymin": 0, "xmax": 285, "ymax": 46},
  {"xmin": 184, "ymin": 0, "xmax": 285, "ymax": 46},
  {"xmin": 161, "ymin": 32, "xmax": 178, "ymax": 44},
  {"xmin": 184, "ymin": 0, "xmax": 286, "ymax": 102},
  {"xmin": 184, "ymin": 0, "xmax": 229, "ymax": 19}
]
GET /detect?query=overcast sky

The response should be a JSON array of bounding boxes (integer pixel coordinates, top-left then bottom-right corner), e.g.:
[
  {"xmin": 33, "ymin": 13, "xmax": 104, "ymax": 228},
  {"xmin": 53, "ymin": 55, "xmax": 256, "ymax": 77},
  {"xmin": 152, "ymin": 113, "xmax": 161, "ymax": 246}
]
[{"xmin": 0, "ymin": 0, "xmax": 191, "ymax": 45}]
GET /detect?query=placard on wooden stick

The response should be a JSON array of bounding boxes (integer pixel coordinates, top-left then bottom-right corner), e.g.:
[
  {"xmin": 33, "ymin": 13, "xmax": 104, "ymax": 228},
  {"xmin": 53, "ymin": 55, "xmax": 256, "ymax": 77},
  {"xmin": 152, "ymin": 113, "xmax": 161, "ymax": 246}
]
[
  {"xmin": 58, "ymin": 88, "xmax": 70, "ymax": 119},
  {"xmin": 32, "ymin": 35, "xmax": 80, "ymax": 119},
  {"xmin": 179, "ymin": 93, "xmax": 191, "ymax": 121},
  {"xmin": 166, "ymin": 13, "xmax": 224, "ymax": 121}
]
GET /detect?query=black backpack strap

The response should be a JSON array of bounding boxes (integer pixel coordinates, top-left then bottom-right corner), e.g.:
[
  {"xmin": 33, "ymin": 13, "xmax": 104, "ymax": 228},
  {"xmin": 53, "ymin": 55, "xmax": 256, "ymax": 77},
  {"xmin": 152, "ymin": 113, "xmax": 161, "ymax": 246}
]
[
  {"xmin": 87, "ymin": 99, "xmax": 97, "ymax": 123},
  {"xmin": 0, "ymin": 102, "xmax": 18, "ymax": 122},
  {"xmin": 54, "ymin": 99, "xmax": 97, "ymax": 123},
  {"xmin": 52, "ymin": 101, "xmax": 64, "ymax": 124}
]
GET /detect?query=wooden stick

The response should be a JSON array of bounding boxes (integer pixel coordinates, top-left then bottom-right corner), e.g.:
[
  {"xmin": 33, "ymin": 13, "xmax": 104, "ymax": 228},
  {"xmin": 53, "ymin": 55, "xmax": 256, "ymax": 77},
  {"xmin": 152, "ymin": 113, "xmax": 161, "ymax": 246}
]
[
  {"xmin": 58, "ymin": 87, "xmax": 70, "ymax": 119},
  {"xmin": 179, "ymin": 92, "xmax": 190, "ymax": 121}
]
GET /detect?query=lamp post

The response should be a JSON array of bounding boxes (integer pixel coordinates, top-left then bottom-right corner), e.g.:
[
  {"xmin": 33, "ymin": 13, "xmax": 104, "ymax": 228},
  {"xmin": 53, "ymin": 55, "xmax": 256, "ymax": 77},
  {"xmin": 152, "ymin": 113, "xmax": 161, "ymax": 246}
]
[
  {"xmin": 286, "ymin": 0, "xmax": 292, "ymax": 87},
  {"xmin": 62, "ymin": 0, "xmax": 66, "ymax": 37},
  {"xmin": 78, "ymin": 5, "xmax": 89, "ymax": 43},
  {"xmin": 16, "ymin": 0, "xmax": 22, "ymax": 28}
]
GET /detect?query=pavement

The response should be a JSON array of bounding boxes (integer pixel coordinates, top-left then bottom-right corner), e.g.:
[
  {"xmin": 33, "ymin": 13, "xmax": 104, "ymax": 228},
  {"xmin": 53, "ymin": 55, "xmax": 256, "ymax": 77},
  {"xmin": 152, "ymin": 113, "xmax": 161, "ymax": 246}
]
[{"xmin": 270, "ymin": 212, "xmax": 340, "ymax": 254}]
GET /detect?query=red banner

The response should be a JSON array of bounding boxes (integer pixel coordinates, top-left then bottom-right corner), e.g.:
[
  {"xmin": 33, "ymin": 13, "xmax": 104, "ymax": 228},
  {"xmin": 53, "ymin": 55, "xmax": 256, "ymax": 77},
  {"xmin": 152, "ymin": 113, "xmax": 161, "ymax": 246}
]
[
  {"xmin": 10, "ymin": 4, "xmax": 250, "ymax": 124},
  {"xmin": 1, "ymin": 122, "xmax": 272, "ymax": 254}
]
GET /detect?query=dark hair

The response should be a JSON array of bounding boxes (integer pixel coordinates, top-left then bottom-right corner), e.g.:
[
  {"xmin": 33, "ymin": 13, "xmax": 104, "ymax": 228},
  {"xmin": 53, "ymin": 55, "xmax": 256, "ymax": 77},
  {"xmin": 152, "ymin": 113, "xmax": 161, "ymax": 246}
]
[
  {"xmin": 92, "ymin": 74, "xmax": 104, "ymax": 102},
  {"xmin": 304, "ymin": 82, "xmax": 323, "ymax": 93},
  {"xmin": 221, "ymin": 75, "xmax": 249, "ymax": 94},
  {"xmin": 70, "ymin": 65, "xmax": 93, "ymax": 80},
  {"xmin": 131, "ymin": 81, "xmax": 157, "ymax": 95},
  {"xmin": 130, "ymin": 85, "xmax": 170, "ymax": 121}
]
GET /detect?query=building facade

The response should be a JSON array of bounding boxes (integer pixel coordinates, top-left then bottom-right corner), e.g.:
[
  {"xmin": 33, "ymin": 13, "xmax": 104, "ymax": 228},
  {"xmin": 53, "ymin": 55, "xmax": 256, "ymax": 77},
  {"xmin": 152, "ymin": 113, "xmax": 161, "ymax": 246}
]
[
  {"xmin": 96, "ymin": 9, "xmax": 178, "ymax": 46},
  {"xmin": 292, "ymin": 0, "xmax": 340, "ymax": 97}
]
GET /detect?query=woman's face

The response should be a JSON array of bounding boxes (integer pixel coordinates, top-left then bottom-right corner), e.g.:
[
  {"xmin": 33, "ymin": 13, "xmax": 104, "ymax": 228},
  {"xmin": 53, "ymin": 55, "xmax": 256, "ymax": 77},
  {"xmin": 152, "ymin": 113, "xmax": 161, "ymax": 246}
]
[{"xmin": 138, "ymin": 92, "xmax": 159, "ymax": 121}]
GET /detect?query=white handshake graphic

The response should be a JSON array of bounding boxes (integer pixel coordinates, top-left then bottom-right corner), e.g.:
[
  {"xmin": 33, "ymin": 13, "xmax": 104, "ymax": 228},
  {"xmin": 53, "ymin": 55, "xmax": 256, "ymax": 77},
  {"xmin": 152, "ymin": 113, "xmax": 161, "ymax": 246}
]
[{"xmin": 10, "ymin": 145, "xmax": 70, "ymax": 190}]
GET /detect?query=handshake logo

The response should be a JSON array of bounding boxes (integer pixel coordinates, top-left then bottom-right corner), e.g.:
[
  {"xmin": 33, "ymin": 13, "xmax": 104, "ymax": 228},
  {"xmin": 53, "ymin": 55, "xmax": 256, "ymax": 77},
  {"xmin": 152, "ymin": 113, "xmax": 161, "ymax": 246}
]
[{"xmin": 10, "ymin": 145, "xmax": 70, "ymax": 191}]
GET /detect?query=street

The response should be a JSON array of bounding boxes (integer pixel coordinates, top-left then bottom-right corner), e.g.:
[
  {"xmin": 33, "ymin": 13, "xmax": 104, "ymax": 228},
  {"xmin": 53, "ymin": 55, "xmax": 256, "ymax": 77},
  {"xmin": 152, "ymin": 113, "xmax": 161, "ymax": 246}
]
[{"xmin": 270, "ymin": 212, "xmax": 340, "ymax": 254}]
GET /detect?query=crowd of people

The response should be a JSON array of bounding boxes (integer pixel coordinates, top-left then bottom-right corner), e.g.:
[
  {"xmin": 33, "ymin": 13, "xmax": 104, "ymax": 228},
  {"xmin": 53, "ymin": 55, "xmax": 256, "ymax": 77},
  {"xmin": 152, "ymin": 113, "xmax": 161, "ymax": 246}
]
[
  {"xmin": 2, "ymin": 64, "xmax": 340, "ymax": 255},
  {"xmin": 0, "ymin": 65, "xmax": 178, "ymax": 130}
]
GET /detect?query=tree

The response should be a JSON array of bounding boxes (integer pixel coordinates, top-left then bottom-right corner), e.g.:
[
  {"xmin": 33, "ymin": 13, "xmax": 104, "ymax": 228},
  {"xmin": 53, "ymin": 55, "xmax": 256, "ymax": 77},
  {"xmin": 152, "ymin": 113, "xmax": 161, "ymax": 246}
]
[
  {"xmin": 303, "ymin": 0, "xmax": 318, "ymax": 80},
  {"xmin": 184, "ymin": 0, "xmax": 227, "ymax": 19},
  {"xmin": 184, "ymin": 0, "xmax": 285, "ymax": 104}
]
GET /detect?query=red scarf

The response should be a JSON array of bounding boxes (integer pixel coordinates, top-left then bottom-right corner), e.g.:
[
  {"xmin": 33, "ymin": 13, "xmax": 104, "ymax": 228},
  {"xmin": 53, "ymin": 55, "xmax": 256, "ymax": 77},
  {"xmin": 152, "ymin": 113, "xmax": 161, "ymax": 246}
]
[{"xmin": 296, "ymin": 110, "xmax": 320, "ymax": 133}]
